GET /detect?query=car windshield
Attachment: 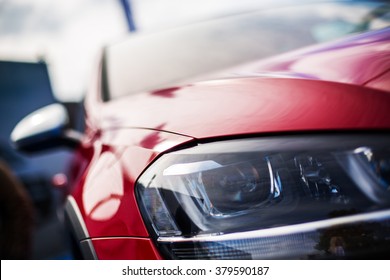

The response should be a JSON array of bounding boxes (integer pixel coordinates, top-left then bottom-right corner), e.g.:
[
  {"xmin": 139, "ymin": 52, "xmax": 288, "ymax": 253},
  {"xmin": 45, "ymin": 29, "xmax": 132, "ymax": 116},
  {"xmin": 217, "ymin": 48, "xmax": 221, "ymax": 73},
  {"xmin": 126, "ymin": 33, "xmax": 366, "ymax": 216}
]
[{"xmin": 105, "ymin": 1, "xmax": 390, "ymax": 100}]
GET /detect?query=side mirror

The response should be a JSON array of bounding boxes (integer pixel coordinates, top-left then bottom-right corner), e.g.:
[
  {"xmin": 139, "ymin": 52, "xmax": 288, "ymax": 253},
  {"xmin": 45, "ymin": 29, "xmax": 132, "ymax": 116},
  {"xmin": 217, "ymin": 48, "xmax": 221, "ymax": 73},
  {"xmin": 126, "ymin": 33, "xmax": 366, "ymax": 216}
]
[{"xmin": 11, "ymin": 103, "xmax": 82, "ymax": 153}]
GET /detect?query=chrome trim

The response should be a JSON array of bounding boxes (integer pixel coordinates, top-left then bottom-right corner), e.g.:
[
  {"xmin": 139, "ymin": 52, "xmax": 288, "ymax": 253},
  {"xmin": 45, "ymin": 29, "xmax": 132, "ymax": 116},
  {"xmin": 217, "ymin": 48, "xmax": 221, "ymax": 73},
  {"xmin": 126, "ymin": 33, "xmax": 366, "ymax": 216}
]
[
  {"xmin": 265, "ymin": 157, "xmax": 275, "ymax": 195},
  {"xmin": 65, "ymin": 196, "xmax": 90, "ymax": 240},
  {"xmin": 158, "ymin": 209, "xmax": 390, "ymax": 243},
  {"xmin": 79, "ymin": 240, "xmax": 98, "ymax": 260},
  {"xmin": 65, "ymin": 196, "xmax": 98, "ymax": 260}
]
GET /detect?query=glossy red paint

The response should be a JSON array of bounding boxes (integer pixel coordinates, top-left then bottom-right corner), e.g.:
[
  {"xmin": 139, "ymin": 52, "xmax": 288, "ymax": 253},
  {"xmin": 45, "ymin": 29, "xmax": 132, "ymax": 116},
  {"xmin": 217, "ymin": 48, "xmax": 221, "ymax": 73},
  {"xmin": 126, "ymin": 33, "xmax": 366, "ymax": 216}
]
[
  {"xmin": 98, "ymin": 78, "xmax": 390, "ymax": 139},
  {"xmin": 72, "ymin": 129, "xmax": 193, "ymax": 238},
  {"xmin": 91, "ymin": 237, "xmax": 162, "ymax": 260}
]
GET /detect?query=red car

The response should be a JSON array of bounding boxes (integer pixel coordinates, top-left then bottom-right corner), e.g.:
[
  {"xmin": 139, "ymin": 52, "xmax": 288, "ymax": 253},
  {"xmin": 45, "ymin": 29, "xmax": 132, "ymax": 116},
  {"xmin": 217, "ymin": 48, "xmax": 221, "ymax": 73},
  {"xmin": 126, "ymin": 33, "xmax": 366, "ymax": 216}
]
[{"xmin": 11, "ymin": 2, "xmax": 390, "ymax": 259}]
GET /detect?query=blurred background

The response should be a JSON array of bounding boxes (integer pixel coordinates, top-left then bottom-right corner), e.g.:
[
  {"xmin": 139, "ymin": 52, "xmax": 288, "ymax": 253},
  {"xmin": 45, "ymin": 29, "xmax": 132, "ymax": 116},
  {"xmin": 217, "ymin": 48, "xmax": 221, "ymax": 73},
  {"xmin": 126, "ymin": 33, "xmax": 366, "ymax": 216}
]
[{"xmin": 0, "ymin": 0, "xmax": 389, "ymax": 259}]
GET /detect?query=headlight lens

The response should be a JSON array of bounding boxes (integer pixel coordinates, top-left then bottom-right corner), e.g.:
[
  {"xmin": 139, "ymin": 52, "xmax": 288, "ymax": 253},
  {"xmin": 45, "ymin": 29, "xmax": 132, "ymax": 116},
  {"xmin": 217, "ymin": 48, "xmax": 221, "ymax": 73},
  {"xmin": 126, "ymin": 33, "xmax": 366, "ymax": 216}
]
[{"xmin": 136, "ymin": 135, "xmax": 390, "ymax": 259}]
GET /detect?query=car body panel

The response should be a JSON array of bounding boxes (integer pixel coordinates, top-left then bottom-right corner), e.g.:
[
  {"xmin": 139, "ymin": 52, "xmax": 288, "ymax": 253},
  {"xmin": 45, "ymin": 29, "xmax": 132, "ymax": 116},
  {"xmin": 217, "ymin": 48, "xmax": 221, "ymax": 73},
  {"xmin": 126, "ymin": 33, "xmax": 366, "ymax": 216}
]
[
  {"xmin": 97, "ymin": 78, "xmax": 390, "ymax": 140},
  {"xmin": 71, "ymin": 129, "xmax": 193, "ymax": 239}
]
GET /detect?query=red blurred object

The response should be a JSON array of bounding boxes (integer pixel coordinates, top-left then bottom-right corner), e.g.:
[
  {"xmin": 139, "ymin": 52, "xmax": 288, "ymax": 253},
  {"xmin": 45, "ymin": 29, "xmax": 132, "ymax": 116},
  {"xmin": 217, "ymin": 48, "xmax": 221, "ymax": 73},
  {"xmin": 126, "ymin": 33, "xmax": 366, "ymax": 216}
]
[{"xmin": 52, "ymin": 173, "xmax": 68, "ymax": 189}]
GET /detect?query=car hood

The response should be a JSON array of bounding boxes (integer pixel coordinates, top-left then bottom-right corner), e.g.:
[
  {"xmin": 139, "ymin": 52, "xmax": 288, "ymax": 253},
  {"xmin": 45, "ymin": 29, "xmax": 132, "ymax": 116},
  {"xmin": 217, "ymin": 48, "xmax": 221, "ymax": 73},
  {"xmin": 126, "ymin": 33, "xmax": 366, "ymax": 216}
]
[{"xmin": 101, "ymin": 77, "xmax": 390, "ymax": 139}]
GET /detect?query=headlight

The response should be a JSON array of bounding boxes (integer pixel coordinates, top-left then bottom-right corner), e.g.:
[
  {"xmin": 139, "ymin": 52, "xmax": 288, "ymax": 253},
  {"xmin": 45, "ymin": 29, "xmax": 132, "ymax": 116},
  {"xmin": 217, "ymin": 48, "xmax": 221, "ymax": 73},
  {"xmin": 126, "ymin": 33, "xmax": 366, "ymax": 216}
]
[{"xmin": 136, "ymin": 135, "xmax": 390, "ymax": 259}]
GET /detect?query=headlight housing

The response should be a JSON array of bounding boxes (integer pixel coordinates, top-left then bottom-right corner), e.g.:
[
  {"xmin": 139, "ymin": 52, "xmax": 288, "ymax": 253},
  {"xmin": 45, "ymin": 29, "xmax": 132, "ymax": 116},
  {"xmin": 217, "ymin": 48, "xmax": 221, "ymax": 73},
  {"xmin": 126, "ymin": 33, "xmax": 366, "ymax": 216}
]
[{"xmin": 136, "ymin": 134, "xmax": 390, "ymax": 259}]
